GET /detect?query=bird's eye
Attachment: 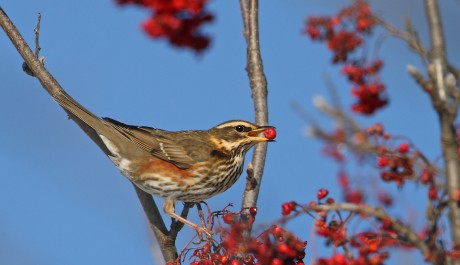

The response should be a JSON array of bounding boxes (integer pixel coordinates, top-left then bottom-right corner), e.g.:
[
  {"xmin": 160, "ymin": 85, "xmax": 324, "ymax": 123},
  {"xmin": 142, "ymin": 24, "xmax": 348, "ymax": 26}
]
[{"xmin": 235, "ymin": 125, "xmax": 247, "ymax": 132}]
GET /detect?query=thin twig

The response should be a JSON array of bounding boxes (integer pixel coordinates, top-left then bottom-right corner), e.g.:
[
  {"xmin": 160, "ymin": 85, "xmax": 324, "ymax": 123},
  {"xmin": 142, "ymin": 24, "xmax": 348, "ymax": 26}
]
[
  {"xmin": 374, "ymin": 15, "xmax": 429, "ymax": 65},
  {"xmin": 34, "ymin": 13, "xmax": 41, "ymax": 57},
  {"xmin": 22, "ymin": 12, "xmax": 42, "ymax": 77},
  {"xmin": 239, "ymin": 0, "xmax": 249, "ymax": 41}
]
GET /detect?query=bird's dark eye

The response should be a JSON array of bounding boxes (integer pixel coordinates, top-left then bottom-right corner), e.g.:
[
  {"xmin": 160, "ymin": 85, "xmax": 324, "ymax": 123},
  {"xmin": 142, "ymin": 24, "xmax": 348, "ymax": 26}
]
[{"xmin": 235, "ymin": 125, "xmax": 248, "ymax": 132}]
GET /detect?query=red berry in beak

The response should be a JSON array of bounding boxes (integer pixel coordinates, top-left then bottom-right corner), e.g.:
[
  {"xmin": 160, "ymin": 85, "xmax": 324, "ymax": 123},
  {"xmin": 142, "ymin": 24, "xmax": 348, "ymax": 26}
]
[{"xmin": 264, "ymin": 127, "xmax": 276, "ymax": 140}]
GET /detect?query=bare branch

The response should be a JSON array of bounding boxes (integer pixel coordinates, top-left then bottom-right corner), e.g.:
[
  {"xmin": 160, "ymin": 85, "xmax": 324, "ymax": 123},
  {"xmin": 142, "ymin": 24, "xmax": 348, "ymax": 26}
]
[
  {"xmin": 422, "ymin": 2, "xmax": 460, "ymax": 256},
  {"xmin": 133, "ymin": 185, "xmax": 179, "ymax": 262},
  {"xmin": 425, "ymin": 0, "xmax": 448, "ymax": 103},
  {"xmin": 34, "ymin": 12, "xmax": 41, "ymax": 57},
  {"xmin": 239, "ymin": 0, "xmax": 249, "ymax": 41},
  {"xmin": 239, "ymin": 0, "xmax": 269, "ymax": 215},
  {"xmin": 22, "ymin": 12, "xmax": 42, "ymax": 77},
  {"xmin": 374, "ymin": 16, "xmax": 429, "ymax": 64}
]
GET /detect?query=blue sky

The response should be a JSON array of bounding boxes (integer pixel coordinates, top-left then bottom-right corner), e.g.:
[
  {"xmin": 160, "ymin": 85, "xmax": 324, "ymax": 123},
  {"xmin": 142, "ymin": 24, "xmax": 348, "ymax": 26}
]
[{"xmin": 1, "ymin": 1, "xmax": 459, "ymax": 264}]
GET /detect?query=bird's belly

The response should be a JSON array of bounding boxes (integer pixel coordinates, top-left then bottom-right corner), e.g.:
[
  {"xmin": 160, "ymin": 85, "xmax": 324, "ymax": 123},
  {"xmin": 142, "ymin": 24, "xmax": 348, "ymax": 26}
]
[
  {"xmin": 104, "ymin": 145, "xmax": 245, "ymax": 202},
  {"xmin": 134, "ymin": 160, "xmax": 244, "ymax": 202}
]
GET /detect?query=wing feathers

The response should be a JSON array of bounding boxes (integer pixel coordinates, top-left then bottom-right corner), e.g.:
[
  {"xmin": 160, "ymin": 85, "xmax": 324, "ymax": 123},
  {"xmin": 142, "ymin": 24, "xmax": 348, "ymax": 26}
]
[{"xmin": 102, "ymin": 118, "xmax": 212, "ymax": 169}]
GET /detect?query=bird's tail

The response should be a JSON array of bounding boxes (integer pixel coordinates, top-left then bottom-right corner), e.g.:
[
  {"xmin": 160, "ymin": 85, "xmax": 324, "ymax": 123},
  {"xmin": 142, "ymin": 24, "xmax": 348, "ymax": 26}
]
[{"xmin": 52, "ymin": 88, "xmax": 115, "ymax": 156}]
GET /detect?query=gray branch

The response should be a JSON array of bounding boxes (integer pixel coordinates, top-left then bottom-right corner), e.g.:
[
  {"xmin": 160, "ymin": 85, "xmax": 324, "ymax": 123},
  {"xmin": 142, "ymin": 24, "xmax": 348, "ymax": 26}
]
[{"xmin": 239, "ymin": 0, "xmax": 269, "ymax": 214}]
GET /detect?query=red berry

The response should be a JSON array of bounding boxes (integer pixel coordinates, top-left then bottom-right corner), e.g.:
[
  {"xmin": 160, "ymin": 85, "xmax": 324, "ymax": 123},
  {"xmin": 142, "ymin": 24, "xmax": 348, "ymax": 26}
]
[
  {"xmin": 271, "ymin": 225, "xmax": 285, "ymax": 236},
  {"xmin": 276, "ymin": 243, "xmax": 297, "ymax": 257},
  {"xmin": 223, "ymin": 213, "xmax": 235, "ymax": 224},
  {"xmin": 377, "ymin": 156, "xmax": 388, "ymax": 167},
  {"xmin": 317, "ymin": 188, "xmax": 329, "ymax": 200},
  {"xmin": 398, "ymin": 143, "xmax": 409, "ymax": 154},
  {"xmin": 306, "ymin": 26, "xmax": 320, "ymax": 39},
  {"xmin": 264, "ymin": 127, "xmax": 277, "ymax": 140},
  {"xmin": 230, "ymin": 259, "xmax": 243, "ymax": 265},
  {"xmin": 249, "ymin": 207, "xmax": 258, "ymax": 217},
  {"xmin": 282, "ymin": 201, "xmax": 296, "ymax": 215},
  {"xmin": 202, "ymin": 243, "xmax": 211, "ymax": 254},
  {"xmin": 428, "ymin": 186, "xmax": 438, "ymax": 200},
  {"xmin": 243, "ymin": 255, "xmax": 255, "ymax": 265},
  {"xmin": 271, "ymin": 258, "xmax": 284, "ymax": 265},
  {"xmin": 211, "ymin": 254, "xmax": 222, "ymax": 262},
  {"xmin": 420, "ymin": 169, "xmax": 433, "ymax": 184}
]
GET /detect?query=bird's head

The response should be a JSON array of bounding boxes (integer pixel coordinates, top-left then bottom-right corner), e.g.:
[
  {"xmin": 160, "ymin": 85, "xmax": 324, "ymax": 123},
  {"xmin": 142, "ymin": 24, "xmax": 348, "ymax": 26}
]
[{"xmin": 208, "ymin": 120, "xmax": 276, "ymax": 153}]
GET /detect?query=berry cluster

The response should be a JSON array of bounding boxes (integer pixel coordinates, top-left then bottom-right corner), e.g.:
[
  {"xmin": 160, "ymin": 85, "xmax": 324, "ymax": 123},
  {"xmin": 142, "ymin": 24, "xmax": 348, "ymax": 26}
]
[
  {"xmin": 170, "ymin": 206, "xmax": 306, "ymax": 265},
  {"xmin": 305, "ymin": 1, "xmax": 387, "ymax": 115},
  {"xmin": 305, "ymin": 1, "xmax": 374, "ymax": 62},
  {"xmin": 116, "ymin": 0, "xmax": 213, "ymax": 53},
  {"xmin": 367, "ymin": 123, "xmax": 445, "ymax": 204},
  {"xmin": 290, "ymin": 190, "xmax": 397, "ymax": 265},
  {"xmin": 221, "ymin": 212, "xmax": 306, "ymax": 265}
]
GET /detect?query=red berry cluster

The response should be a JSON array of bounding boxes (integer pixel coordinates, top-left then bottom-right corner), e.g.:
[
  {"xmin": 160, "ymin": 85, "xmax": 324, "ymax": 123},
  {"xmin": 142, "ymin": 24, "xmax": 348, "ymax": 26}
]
[
  {"xmin": 345, "ymin": 60, "xmax": 388, "ymax": 115},
  {"xmin": 367, "ymin": 124, "xmax": 412, "ymax": 186},
  {"xmin": 305, "ymin": 1, "xmax": 374, "ymax": 62},
  {"xmin": 116, "ymin": 0, "xmax": 213, "ymax": 53},
  {"xmin": 298, "ymin": 191, "xmax": 395, "ymax": 264},
  {"xmin": 317, "ymin": 249, "xmax": 389, "ymax": 265},
  {"xmin": 367, "ymin": 123, "xmax": 441, "ymax": 203},
  {"xmin": 220, "ymin": 210, "xmax": 306, "ymax": 265},
  {"xmin": 305, "ymin": 1, "xmax": 387, "ymax": 115}
]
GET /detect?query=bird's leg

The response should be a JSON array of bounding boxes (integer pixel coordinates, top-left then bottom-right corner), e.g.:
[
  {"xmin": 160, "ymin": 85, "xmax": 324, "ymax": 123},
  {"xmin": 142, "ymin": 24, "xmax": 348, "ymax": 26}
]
[
  {"xmin": 163, "ymin": 198, "xmax": 211, "ymax": 238},
  {"xmin": 195, "ymin": 203, "xmax": 207, "ymax": 228}
]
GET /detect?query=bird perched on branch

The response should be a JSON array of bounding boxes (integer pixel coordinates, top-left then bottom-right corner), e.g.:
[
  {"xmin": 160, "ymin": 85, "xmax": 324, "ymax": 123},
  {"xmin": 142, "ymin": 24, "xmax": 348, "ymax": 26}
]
[{"xmin": 48, "ymin": 89, "xmax": 275, "ymax": 236}]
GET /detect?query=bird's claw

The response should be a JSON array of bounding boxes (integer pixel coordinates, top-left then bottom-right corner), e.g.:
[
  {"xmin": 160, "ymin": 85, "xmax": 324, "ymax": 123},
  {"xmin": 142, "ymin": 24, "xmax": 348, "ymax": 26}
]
[{"xmin": 196, "ymin": 226, "xmax": 212, "ymax": 239}]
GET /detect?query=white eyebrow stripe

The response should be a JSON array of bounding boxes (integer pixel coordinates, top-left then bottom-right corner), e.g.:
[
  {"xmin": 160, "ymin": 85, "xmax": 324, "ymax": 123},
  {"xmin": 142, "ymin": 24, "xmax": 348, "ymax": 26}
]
[{"xmin": 215, "ymin": 121, "xmax": 254, "ymax": 129}]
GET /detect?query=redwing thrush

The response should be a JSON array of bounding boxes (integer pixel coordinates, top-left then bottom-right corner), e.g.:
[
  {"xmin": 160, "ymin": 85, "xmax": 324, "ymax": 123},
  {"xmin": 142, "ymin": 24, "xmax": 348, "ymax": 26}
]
[{"xmin": 49, "ymin": 90, "xmax": 275, "ymax": 235}]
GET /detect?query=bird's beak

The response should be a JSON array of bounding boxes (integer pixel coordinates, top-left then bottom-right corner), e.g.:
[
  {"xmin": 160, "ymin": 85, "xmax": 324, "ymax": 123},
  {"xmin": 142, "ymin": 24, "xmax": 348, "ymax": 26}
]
[{"xmin": 247, "ymin": 126, "xmax": 276, "ymax": 142}]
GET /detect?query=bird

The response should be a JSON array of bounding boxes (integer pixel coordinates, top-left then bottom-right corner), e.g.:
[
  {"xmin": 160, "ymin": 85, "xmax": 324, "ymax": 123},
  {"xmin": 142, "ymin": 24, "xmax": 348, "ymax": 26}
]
[{"xmin": 46, "ymin": 88, "xmax": 275, "ymax": 235}]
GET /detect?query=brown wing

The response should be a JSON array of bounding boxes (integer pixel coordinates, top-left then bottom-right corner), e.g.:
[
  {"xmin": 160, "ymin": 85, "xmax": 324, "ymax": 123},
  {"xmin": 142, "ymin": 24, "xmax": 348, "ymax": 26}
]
[{"xmin": 102, "ymin": 118, "xmax": 215, "ymax": 169}]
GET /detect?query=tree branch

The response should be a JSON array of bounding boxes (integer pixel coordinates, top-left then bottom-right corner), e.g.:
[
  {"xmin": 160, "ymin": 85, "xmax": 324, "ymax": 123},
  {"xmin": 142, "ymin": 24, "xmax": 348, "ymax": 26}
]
[
  {"xmin": 133, "ymin": 185, "xmax": 179, "ymax": 262},
  {"xmin": 239, "ymin": 0, "xmax": 269, "ymax": 215},
  {"xmin": 0, "ymin": 6, "xmax": 179, "ymax": 263},
  {"xmin": 425, "ymin": 0, "xmax": 448, "ymax": 103},
  {"xmin": 304, "ymin": 203, "xmax": 431, "ymax": 258},
  {"xmin": 424, "ymin": 1, "xmax": 460, "ymax": 256},
  {"xmin": 239, "ymin": 0, "xmax": 249, "ymax": 41}
]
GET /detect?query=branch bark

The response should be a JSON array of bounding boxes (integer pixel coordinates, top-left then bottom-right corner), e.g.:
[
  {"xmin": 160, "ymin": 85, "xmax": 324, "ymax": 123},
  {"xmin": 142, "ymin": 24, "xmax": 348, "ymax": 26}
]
[
  {"xmin": 424, "ymin": 1, "xmax": 460, "ymax": 259},
  {"xmin": 0, "ymin": 6, "xmax": 180, "ymax": 263},
  {"xmin": 239, "ymin": 0, "xmax": 269, "ymax": 214}
]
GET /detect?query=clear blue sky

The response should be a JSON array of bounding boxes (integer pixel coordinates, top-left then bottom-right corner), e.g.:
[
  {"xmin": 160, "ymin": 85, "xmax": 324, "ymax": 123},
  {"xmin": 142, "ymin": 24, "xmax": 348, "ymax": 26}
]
[{"xmin": 1, "ymin": 1, "xmax": 459, "ymax": 264}]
